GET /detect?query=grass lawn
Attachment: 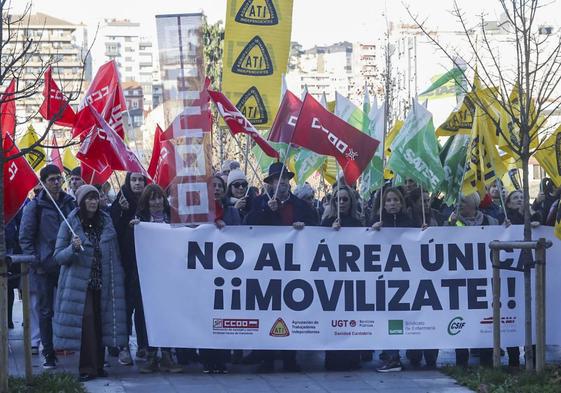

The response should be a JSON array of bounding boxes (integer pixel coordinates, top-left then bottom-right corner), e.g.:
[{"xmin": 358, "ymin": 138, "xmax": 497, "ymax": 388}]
[
  {"xmin": 8, "ymin": 372, "xmax": 87, "ymax": 393},
  {"xmin": 443, "ymin": 365, "xmax": 561, "ymax": 393}
]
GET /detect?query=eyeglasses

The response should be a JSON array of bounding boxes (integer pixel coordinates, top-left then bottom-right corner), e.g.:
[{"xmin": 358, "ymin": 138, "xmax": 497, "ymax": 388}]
[
  {"xmin": 46, "ymin": 176, "xmax": 63, "ymax": 184},
  {"xmin": 232, "ymin": 182, "xmax": 248, "ymax": 188}
]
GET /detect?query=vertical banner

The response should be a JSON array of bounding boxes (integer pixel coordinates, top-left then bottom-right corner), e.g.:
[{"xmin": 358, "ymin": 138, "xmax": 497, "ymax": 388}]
[
  {"xmin": 156, "ymin": 13, "xmax": 215, "ymax": 224},
  {"xmin": 222, "ymin": 0, "xmax": 294, "ymax": 128}
]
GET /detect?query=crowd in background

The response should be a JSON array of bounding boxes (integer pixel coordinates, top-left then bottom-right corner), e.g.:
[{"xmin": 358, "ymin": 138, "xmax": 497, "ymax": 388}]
[{"xmin": 5, "ymin": 159, "xmax": 560, "ymax": 380}]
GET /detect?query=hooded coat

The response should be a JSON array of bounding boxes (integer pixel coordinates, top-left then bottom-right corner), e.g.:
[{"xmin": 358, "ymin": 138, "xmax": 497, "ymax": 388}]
[{"xmin": 53, "ymin": 209, "xmax": 128, "ymax": 350}]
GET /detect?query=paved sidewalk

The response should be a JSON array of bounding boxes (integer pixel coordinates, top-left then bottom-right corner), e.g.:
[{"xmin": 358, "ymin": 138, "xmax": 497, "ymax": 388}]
[{"xmin": 7, "ymin": 298, "xmax": 560, "ymax": 392}]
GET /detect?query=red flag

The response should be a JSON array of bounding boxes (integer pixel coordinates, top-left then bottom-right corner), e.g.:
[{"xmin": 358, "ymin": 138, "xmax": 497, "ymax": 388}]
[
  {"xmin": 207, "ymin": 89, "xmax": 279, "ymax": 159},
  {"xmin": 147, "ymin": 124, "xmax": 163, "ymax": 178},
  {"xmin": 49, "ymin": 134, "xmax": 64, "ymax": 172},
  {"xmin": 72, "ymin": 61, "xmax": 127, "ymax": 139},
  {"xmin": 3, "ymin": 135, "xmax": 38, "ymax": 223},
  {"xmin": 81, "ymin": 162, "xmax": 113, "ymax": 185},
  {"xmin": 161, "ymin": 78, "xmax": 212, "ymax": 141},
  {"xmin": 76, "ymin": 106, "xmax": 148, "ymax": 177},
  {"xmin": 1, "ymin": 79, "xmax": 16, "ymax": 138},
  {"xmin": 39, "ymin": 67, "xmax": 76, "ymax": 127},
  {"xmin": 292, "ymin": 94, "xmax": 380, "ymax": 184},
  {"xmin": 153, "ymin": 139, "xmax": 176, "ymax": 190},
  {"xmin": 268, "ymin": 91, "xmax": 302, "ymax": 144}
]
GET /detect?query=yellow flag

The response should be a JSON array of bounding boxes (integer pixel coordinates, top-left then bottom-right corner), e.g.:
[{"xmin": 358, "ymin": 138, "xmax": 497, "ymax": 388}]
[
  {"xmin": 222, "ymin": 0, "xmax": 294, "ymax": 129},
  {"xmin": 385, "ymin": 120, "xmax": 404, "ymax": 157},
  {"xmin": 534, "ymin": 124, "xmax": 561, "ymax": 187},
  {"xmin": 62, "ymin": 147, "xmax": 80, "ymax": 174},
  {"xmin": 462, "ymin": 107, "xmax": 508, "ymax": 195},
  {"xmin": 17, "ymin": 125, "xmax": 46, "ymax": 171}
]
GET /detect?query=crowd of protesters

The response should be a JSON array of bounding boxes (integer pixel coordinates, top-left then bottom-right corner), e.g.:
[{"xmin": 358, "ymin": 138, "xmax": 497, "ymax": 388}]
[{"xmin": 5, "ymin": 160, "xmax": 560, "ymax": 380}]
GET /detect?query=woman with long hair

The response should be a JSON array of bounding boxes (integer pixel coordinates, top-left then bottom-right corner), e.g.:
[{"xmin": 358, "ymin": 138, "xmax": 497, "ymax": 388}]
[
  {"xmin": 129, "ymin": 184, "xmax": 183, "ymax": 374},
  {"xmin": 371, "ymin": 187, "xmax": 413, "ymax": 373},
  {"xmin": 53, "ymin": 185, "xmax": 127, "ymax": 381}
]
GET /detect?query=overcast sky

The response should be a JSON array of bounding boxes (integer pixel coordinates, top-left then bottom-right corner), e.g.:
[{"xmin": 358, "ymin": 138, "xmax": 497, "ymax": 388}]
[{"xmin": 18, "ymin": 0, "xmax": 558, "ymax": 48}]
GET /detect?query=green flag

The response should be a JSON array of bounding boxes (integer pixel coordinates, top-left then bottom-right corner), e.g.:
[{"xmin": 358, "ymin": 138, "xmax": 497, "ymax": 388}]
[
  {"xmin": 439, "ymin": 134, "xmax": 470, "ymax": 205},
  {"xmin": 419, "ymin": 67, "xmax": 465, "ymax": 98},
  {"xmin": 388, "ymin": 99, "xmax": 445, "ymax": 192}
]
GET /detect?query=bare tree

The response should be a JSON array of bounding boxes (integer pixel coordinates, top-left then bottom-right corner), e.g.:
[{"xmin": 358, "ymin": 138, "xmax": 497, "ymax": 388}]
[
  {"xmin": 0, "ymin": 2, "xmax": 90, "ymax": 390},
  {"xmin": 405, "ymin": 0, "xmax": 561, "ymax": 370}
]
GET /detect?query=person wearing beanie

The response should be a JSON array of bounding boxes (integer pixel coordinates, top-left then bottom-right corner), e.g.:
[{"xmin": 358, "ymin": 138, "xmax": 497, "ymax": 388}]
[
  {"xmin": 68, "ymin": 167, "xmax": 85, "ymax": 200},
  {"xmin": 225, "ymin": 169, "xmax": 255, "ymax": 220},
  {"xmin": 53, "ymin": 184, "xmax": 127, "ymax": 381},
  {"xmin": 19, "ymin": 164, "xmax": 76, "ymax": 369}
]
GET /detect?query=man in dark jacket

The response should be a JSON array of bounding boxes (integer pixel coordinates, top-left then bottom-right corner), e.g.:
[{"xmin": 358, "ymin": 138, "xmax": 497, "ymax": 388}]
[
  {"xmin": 245, "ymin": 163, "xmax": 317, "ymax": 373},
  {"xmin": 19, "ymin": 165, "xmax": 75, "ymax": 369}
]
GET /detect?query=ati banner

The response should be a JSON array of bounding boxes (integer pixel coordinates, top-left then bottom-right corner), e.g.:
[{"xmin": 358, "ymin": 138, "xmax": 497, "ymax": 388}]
[
  {"xmin": 221, "ymin": 0, "xmax": 294, "ymax": 128},
  {"xmin": 135, "ymin": 224, "xmax": 561, "ymax": 350}
]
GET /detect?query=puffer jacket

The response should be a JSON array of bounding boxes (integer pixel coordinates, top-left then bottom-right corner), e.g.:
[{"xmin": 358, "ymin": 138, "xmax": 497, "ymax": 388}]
[
  {"xmin": 19, "ymin": 191, "xmax": 75, "ymax": 274},
  {"xmin": 53, "ymin": 209, "xmax": 128, "ymax": 350}
]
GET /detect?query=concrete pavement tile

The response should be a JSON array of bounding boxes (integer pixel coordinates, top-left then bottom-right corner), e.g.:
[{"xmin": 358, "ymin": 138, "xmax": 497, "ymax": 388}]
[{"xmin": 84, "ymin": 379, "xmax": 126, "ymax": 393}]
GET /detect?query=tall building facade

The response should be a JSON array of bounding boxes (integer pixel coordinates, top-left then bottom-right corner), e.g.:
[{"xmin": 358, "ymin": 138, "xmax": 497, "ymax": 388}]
[
  {"xmin": 93, "ymin": 19, "xmax": 155, "ymax": 112},
  {"xmin": 1, "ymin": 12, "xmax": 88, "ymax": 125}
]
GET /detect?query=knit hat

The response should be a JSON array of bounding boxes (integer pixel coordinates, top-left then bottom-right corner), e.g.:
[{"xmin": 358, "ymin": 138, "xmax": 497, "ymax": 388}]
[
  {"xmin": 227, "ymin": 169, "xmax": 247, "ymax": 188},
  {"xmin": 75, "ymin": 184, "xmax": 100, "ymax": 206},
  {"xmin": 221, "ymin": 160, "xmax": 233, "ymax": 173}
]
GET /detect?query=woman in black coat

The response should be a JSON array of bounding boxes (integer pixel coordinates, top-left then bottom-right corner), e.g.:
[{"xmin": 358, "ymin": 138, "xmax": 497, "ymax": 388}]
[
  {"xmin": 321, "ymin": 186, "xmax": 363, "ymax": 371},
  {"xmin": 371, "ymin": 187, "xmax": 413, "ymax": 373}
]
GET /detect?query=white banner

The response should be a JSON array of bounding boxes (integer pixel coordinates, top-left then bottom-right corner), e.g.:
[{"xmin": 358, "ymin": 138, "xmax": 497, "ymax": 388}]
[{"xmin": 135, "ymin": 224, "xmax": 561, "ymax": 350}]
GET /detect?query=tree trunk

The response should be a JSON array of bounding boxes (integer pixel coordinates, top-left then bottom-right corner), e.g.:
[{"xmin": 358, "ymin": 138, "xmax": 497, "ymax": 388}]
[{"xmin": 0, "ymin": 152, "xmax": 9, "ymax": 393}]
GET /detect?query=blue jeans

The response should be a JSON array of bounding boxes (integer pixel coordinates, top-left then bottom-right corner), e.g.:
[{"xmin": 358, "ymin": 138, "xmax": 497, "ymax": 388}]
[{"xmin": 35, "ymin": 272, "xmax": 58, "ymax": 356}]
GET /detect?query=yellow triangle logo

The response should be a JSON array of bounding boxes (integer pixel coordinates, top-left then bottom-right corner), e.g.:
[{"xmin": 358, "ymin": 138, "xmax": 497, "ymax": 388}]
[
  {"xmin": 235, "ymin": 0, "xmax": 278, "ymax": 25},
  {"xmin": 236, "ymin": 86, "xmax": 268, "ymax": 125},
  {"xmin": 232, "ymin": 36, "xmax": 273, "ymax": 76},
  {"xmin": 269, "ymin": 318, "xmax": 290, "ymax": 337}
]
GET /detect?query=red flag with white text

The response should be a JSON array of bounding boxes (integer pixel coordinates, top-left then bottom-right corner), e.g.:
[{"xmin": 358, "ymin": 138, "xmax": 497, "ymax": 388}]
[
  {"xmin": 76, "ymin": 106, "xmax": 148, "ymax": 177},
  {"xmin": 72, "ymin": 61, "xmax": 127, "ymax": 139},
  {"xmin": 292, "ymin": 94, "xmax": 380, "ymax": 184},
  {"xmin": 154, "ymin": 139, "xmax": 176, "ymax": 190},
  {"xmin": 81, "ymin": 163, "xmax": 113, "ymax": 185},
  {"xmin": 3, "ymin": 135, "xmax": 38, "ymax": 223},
  {"xmin": 39, "ymin": 67, "xmax": 76, "ymax": 127},
  {"xmin": 1, "ymin": 79, "xmax": 16, "ymax": 138},
  {"xmin": 207, "ymin": 89, "xmax": 279, "ymax": 158},
  {"xmin": 268, "ymin": 91, "xmax": 303, "ymax": 144}
]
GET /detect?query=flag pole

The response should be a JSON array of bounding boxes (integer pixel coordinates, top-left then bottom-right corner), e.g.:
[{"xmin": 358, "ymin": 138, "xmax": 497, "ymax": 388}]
[
  {"xmin": 246, "ymin": 148, "xmax": 264, "ymax": 198},
  {"xmin": 336, "ymin": 161, "xmax": 341, "ymax": 223},
  {"xmin": 36, "ymin": 177, "xmax": 83, "ymax": 251},
  {"xmin": 232, "ymin": 135, "xmax": 272, "ymax": 200},
  {"xmin": 420, "ymin": 183, "xmax": 427, "ymax": 227},
  {"xmin": 244, "ymin": 134, "xmax": 250, "ymax": 174},
  {"xmin": 272, "ymin": 143, "xmax": 293, "ymax": 200},
  {"xmin": 496, "ymin": 178, "xmax": 509, "ymax": 222}
]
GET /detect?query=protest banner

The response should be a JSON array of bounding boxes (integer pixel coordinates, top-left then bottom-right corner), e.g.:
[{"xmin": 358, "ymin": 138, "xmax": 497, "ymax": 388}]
[{"xmin": 135, "ymin": 224, "xmax": 561, "ymax": 350}]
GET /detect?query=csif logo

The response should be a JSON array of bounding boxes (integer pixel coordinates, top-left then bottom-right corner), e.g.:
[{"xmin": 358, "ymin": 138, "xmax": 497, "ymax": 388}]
[{"xmin": 447, "ymin": 316, "xmax": 466, "ymax": 336}]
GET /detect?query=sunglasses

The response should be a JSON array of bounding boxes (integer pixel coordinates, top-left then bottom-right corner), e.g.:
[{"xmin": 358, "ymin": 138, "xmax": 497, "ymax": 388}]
[{"xmin": 232, "ymin": 182, "xmax": 248, "ymax": 188}]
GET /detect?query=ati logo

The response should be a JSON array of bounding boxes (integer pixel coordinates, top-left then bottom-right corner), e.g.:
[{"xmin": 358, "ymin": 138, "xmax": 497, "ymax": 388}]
[
  {"xmin": 447, "ymin": 316, "xmax": 466, "ymax": 336},
  {"xmin": 331, "ymin": 320, "xmax": 357, "ymax": 328},
  {"xmin": 236, "ymin": 86, "xmax": 268, "ymax": 125},
  {"xmin": 232, "ymin": 36, "xmax": 273, "ymax": 76},
  {"xmin": 28, "ymin": 150, "xmax": 45, "ymax": 170},
  {"xmin": 269, "ymin": 318, "xmax": 290, "ymax": 337},
  {"xmin": 388, "ymin": 320, "xmax": 403, "ymax": 335},
  {"xmin": 235, "ymin": 0, "xmax": 279, "ymax": 25}
]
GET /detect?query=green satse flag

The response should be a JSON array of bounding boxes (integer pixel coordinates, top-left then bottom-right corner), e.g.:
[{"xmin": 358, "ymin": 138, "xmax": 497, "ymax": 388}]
[
  {"xmin": 440, "ymin": 134, "xmax": 470, "ymax": 205},
  {"xmin": 387, "ymin": 99, "xmax": 445, "ymax": 192},
  {"xmin": 419, "ymin": 67, "xmax": 465, "ymax": 97}
]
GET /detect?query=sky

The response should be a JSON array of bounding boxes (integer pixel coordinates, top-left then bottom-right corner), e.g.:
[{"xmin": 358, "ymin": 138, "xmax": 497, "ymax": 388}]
[{"xmin": 15, "ymin": 0, "xmax": 557, "ymax": 49}]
